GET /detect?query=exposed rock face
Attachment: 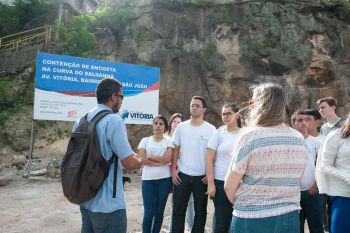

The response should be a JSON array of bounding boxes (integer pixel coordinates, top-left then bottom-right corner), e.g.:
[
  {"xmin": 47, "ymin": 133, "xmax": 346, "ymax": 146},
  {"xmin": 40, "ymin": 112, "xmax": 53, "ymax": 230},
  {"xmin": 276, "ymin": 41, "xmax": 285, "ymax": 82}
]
[
  {"xmin": 63, "ymin": 0, "xmax": 98, "ymax": 15},
  {"xmin": 97, "ymin": 0, "xmax": 350, "ymax": 129},
  {"xmin": 2, "ymin": 0, "xmax": 350, "ymax": 152}
]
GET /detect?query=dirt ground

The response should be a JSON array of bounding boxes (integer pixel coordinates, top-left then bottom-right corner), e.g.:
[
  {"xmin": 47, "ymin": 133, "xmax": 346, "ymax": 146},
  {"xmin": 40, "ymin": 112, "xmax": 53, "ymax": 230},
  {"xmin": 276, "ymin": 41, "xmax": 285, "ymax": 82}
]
[
  {"xmin": 0, "ymin": 138, "xmax": 309, "ymax": 233},
  {"xmin": 0, "ymin": 172, "xmax": 215, "ymax": 233}
]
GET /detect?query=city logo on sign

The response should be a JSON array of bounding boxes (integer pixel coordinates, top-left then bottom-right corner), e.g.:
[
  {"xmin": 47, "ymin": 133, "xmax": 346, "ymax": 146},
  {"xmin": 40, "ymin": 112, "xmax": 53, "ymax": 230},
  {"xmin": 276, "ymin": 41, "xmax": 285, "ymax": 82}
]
[{"xmin": 121, "ymin": 109, "xmax": 153, "ymax": 120}]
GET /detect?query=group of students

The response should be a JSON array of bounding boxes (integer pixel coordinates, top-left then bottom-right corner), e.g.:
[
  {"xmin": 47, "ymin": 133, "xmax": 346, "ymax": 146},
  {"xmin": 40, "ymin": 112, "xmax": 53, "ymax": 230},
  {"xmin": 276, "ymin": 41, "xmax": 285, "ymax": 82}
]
[
  {"xmin": 137, "ymin": 83, "xmax": 350, "ymax": 233},
  {"xmin": 76, "ymin": 78, "xmax": 349, "ymax": 233}
]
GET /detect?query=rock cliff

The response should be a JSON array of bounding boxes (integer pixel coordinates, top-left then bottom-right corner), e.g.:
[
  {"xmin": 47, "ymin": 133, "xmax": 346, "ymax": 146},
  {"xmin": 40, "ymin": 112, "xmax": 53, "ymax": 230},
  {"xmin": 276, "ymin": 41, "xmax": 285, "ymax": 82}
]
[
  {"xmin": 87, "ymin": 0, "xmax": 349, "ymax": 145},
  {"xmin": 1, "ymin": 0, "xmax": 350, "ymax": 152}
]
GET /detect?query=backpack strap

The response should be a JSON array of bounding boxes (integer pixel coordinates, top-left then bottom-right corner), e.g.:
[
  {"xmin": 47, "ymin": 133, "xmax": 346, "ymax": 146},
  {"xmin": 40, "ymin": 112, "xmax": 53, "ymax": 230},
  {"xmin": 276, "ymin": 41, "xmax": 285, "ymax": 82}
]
[
  {"xmin": 91, "ymin": 110, "xmax": 113, "ymax": 124},
  {"xmin": 92, "ymin": 109, "xmax": 119, "ymax": 199},
  {"xmin": 78, "ymin": 113, "xmax": 89, "ymax": 126},
  {"xmin": 106, "ymin": 153, "xmax": 118, "ymax": 198},
  {"xmin": 113, "ymin": 154, "xmax": 118, "ymax": 198}
]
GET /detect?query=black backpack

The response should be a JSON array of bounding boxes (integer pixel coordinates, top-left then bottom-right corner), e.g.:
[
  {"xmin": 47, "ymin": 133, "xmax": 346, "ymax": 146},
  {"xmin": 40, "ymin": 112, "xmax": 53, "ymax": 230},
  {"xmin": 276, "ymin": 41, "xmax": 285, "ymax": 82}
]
[{"xmin": 61, "ymin": 110, "xmax": 118, "ymax": 204}]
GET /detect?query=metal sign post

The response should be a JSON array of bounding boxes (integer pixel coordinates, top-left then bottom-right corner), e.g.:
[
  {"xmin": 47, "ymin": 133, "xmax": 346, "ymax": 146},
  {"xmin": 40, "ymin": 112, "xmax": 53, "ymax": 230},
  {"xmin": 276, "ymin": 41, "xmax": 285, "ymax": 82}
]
[{"xmin": 25, "ymin": 117, "xmax": 36, "ymax": 177}]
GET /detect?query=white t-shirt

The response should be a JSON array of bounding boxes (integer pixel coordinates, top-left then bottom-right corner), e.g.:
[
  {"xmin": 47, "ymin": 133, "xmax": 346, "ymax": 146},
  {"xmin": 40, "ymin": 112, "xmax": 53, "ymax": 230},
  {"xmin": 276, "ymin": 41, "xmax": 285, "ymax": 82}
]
[
  {"xmin": 207, "ymin": 126, "xmax": 244, "ymax": 181},
  {"xmin": 163, "ymin": 133, "xmax": 172, "ymax": 141},
  {"xmin": 316, "ymin": 134, "xmax": 326, "ymax": 142},
  {"xmin": 300, "ymin": 135, "xmax": 321, "ymax": 191},
  {"xmin": 138, "ymin": 136, "xmax": 174, "ymax": 180},
  {"xmin": 173, "ymin": 120, "xmax": 216, "ymax": 176}
]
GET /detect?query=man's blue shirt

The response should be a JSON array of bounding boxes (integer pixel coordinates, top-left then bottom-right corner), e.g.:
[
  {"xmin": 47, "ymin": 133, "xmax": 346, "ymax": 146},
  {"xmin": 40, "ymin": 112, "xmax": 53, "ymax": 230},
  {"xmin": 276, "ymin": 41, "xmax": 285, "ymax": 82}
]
[{"xmin": 73, "ymin": 104, "xmax": 133, "ymax": 213}]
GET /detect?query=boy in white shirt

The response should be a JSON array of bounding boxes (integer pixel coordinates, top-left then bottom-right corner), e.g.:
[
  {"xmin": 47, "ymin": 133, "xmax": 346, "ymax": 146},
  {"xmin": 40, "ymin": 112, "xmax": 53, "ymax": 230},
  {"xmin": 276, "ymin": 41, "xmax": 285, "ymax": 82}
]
[
  {"xmin": 291, "ymin": 110, "xmax": 323, "ymax": 233},
  {"xmin": 171, "ymin": 96, "xmax": 216, "ymax": 233}
]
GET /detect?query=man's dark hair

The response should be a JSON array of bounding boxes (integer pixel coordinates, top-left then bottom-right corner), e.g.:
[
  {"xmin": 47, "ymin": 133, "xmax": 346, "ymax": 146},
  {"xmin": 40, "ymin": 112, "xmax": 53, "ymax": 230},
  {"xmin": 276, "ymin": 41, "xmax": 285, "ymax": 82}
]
[
  {"xmin": 291, "ymin": 109, "xmax": 309, "ymax": 122},
  {"xmin": 96, "ymin": 78, "xmax": 122, "ymax": 104},
  {"xmin": 305, "ymin": 108, "xmax": 322, "ymax": 120},
  {"xmin": 316, "ymin": 96, "xmax": 337, "ymax": 107},
  {"xmin": 192, "ymin": 96, "xmax": 207, "ymax": 108}
]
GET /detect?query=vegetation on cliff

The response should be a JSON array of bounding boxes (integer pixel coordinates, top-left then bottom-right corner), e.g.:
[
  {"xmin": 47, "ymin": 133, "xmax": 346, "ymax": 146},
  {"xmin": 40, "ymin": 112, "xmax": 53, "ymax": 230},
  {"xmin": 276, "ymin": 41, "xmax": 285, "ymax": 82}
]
[
  {"xmin": 0, "ymin": 0, "xmax": 53, "ymax": 36},
  {"xmin": 0, "ymin": 0, "xmax": 350, "ymax": 155},
  {"xmin": 55, "ymin": 7, "xmax": 132, "ymax": 57}
]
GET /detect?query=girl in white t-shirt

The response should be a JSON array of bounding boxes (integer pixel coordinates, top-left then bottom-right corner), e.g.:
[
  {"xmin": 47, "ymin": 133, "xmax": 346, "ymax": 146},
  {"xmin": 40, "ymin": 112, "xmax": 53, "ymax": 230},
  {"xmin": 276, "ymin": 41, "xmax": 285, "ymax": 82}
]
[
  {"xmin": 138, "ymin": 115, "xmax": 174, "ymax": 233},
  {"xmin": 206, "ymin": 103, "xmax": 243, "ymax": 233}
]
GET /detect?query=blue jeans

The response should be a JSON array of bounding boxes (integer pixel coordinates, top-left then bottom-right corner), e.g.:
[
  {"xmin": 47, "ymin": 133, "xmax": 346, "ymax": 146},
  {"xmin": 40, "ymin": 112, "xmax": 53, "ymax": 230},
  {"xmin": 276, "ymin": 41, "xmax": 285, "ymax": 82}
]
[
  {"xmin": 142, "ymin": 177, "xmax": 171, "ymax": 233},
  {"xmin": 299, "ymin": 191, "xmax": 323, "ymax": 233},
  {"xmin": 231, "ymin": 211, "xmax": 299, "ymax": 233},
  {"xmin": 80, "ymin": 207, "xmax": 127, "ymax": 233},
  {"xmin": 172, "ymin": 172, "xmax": 208, "ymax": 233},
  {"xmin": 212, "ymin": 180, "xmax": 233, "ymax": 233},
  {"xmin": 330, "ymin": 196, "xmax": 350, "ymax": 233}
]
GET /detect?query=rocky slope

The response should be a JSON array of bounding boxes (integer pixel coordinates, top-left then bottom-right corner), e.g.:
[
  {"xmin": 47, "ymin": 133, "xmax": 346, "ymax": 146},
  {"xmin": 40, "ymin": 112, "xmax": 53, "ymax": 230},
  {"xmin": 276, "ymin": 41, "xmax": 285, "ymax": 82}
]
[
  {"xmin": 1, "ymin": 0, "xmax": 350, "ymax": 159},
  {"xmin": 98, "ymin": 0, "xmax": 350, "ymax": 120}
]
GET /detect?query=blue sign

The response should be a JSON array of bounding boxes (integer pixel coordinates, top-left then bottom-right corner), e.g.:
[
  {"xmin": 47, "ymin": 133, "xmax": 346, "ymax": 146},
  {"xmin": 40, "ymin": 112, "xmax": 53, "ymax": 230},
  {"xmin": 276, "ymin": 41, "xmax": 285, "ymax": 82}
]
[{"xmin": 34, "ymin": 52, "xmax": 160, "ymax": 124}]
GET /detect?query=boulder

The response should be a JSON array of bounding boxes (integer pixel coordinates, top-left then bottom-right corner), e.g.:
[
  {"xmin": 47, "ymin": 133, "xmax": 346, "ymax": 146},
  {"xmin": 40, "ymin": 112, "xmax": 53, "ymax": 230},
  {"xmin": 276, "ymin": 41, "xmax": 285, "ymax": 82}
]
[{"xmin": 11, "ymin": 155, "xmax": 27, "ymax": 170}]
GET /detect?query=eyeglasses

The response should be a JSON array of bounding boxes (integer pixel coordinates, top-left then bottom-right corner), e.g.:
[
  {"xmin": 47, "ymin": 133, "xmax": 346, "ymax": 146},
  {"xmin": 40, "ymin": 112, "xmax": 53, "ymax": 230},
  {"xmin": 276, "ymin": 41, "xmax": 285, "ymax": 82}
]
[
  {"xmin": 115, "ymin": 93, "xmax": 124, "ymax": 100},
  {"xmin": 222, "ymin": 112, "xmax": 234, "ymax": 117}
]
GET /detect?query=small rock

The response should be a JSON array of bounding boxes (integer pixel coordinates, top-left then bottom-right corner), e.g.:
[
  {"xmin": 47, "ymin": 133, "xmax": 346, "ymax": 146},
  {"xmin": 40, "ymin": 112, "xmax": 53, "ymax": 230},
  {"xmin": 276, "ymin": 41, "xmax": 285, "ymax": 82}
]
[
  {"xmin": 0, "ymin": 179, "xmax": 11, "ymax": 186},
  {"xmin": 11, "ymin": 155, "xmax": 27, "ymax": 170},
  {"xmin": 46, "ymin": 167, "xmax": 60, "ymax": 178},
  {"xmin": 0, "ymin": 148, "xmax": 8, "ymax": 155},
  {"xmin": 30, "ymin": 168, "xmax": 47, "ymax": 176},
  {"xmin": 47, "ymin": 159, "xmax": 62, "ymax": 169}
]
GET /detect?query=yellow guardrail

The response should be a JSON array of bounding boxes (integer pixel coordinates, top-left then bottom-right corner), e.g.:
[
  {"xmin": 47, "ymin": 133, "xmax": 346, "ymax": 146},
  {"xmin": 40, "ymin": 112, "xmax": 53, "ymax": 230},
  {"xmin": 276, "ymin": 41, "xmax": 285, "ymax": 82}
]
[{"xmin": 0, "ymin": 25, "xmax": 53, "ymax": 52}]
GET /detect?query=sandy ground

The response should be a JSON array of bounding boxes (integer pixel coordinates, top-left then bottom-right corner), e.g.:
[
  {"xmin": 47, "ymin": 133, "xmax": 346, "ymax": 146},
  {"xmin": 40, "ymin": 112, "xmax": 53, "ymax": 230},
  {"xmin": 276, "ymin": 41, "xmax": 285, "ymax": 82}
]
[
  {"xmin": 0, "ymin": 172, "xmax": 215, "ymax": 233},
  {"xmin": 0, "ymin": 139, "xmax": 309, "ymax": 233}
]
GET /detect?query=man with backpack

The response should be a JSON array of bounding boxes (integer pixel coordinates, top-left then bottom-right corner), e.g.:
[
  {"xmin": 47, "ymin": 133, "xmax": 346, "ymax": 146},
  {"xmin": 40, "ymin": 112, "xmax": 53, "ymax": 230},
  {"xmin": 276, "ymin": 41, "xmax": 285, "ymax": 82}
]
[{"xmin": 73, "ymin": 77, "xmax": 142, "ymax": 233}]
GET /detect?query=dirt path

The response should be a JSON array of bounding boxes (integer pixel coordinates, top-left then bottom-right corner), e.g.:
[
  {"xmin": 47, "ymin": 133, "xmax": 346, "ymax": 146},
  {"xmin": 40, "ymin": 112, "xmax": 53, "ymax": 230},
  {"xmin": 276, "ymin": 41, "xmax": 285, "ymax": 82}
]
[
  {"xmin": 0, "ymin": 173, "xmax": 215, "ymax": 233},
  {"xmin": 0, "ymin": 138, "xmax": 310, "ymax": 233}
]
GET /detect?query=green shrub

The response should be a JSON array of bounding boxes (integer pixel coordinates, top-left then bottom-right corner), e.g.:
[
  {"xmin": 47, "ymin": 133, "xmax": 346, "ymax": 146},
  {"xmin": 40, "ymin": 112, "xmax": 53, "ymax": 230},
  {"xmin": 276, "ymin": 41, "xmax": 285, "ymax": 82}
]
[
  {"xmin": 0, "ymin": 0, "xmax": 51, "ymax": 36},
  {"xmin": 0, "ymin": 76, "xmax": 34, "ymax": 126},
  {"xmin": 56, "ymin": 16, "xmax": 97, "ymax": 57}
]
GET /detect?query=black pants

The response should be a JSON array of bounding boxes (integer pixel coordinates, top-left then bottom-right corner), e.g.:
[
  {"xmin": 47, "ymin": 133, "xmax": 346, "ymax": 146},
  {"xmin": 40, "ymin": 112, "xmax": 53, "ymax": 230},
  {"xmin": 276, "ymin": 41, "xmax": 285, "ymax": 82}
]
[
  {"xmin": 213, "ymin": 179, "xmax": 233, "ymax": 233},
  {"xmin": 322, "ymin": 194, "xmax": 331, "ymax": 232},
  {"xmin": 299, "ymin": 191, "xmax": 323, "ymax": 233},
  {"xmin": 171, "ymin": 172, "xmax": 208, "ymax": 233}
]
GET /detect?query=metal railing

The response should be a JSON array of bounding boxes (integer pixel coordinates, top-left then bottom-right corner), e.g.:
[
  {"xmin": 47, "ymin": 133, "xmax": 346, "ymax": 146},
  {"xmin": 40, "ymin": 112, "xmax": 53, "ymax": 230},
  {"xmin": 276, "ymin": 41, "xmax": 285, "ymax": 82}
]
[{"xmin": 0, "ymin": 25, "xmax": 53, "ymax": 52}]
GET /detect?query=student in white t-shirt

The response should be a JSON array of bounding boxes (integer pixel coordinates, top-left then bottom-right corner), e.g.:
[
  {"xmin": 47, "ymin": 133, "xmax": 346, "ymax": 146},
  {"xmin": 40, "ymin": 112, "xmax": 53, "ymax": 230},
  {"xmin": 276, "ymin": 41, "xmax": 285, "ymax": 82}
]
[
  {"xmin": 166, "ymin": 113, "xmax": 196, "ymax": 232},
  {"xmin": 291, "ymin": 110, "xmax": 323, "ymax": 233},
  {"xmin": 317, "ymin": 97, "xmax": 344, "ymax": 137},
  {"xmin": 138, "ymin": 115, "xmax": 175, "ymax": 233},
  {"xmin": 305, "ymin": 108, "xmax": 325, "ymax": 141},
  {"xmin": 206, "ymin": 103, "xmax": 244, "ymax": 233},
  {"xmin": 171, "ymin": 96, "xmax": 216, "ymax": 233}
]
